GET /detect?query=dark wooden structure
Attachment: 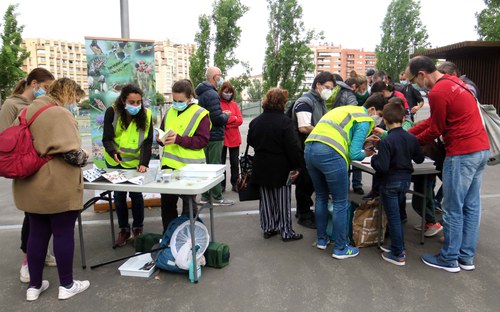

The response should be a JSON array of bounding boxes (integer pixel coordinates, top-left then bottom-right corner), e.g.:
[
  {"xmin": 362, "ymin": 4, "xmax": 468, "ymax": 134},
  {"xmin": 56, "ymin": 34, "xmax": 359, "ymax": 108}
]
[{"xmin": 413, "ymin": 41, "xmax": 500, "ymax": 112}]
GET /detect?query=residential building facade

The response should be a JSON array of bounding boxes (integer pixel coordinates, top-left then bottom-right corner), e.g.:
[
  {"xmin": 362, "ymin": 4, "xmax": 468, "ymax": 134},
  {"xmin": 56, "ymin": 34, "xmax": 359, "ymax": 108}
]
[
  {"xmin": 21, "ymin": 38, "xmax": 193, "ymax": 101},
  {"xmin": 313, "ymin": 44, "xmax": 377, "ymax": 79}
]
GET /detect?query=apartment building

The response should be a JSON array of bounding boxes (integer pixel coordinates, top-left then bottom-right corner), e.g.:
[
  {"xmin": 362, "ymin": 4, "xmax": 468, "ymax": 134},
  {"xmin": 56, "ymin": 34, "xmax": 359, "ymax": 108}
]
[
  {"xmin": 22, "ymin": 38, "xmax": 88, "ymax": 91},
  {"xmin": 22, "ymin": 38, "xmax": 193, "ymax": 100},
  {"xmin": 313, "ymin": 44, "xmax": 377, "ymax": 79},
  {"xmin": 154, "ymin": 40, "xmax": 192, "ymax": 101}
]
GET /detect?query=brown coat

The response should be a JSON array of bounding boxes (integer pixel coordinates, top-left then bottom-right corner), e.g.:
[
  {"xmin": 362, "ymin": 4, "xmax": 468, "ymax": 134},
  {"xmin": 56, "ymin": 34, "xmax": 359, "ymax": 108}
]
[
  {"xmin": 13, "ymin": 95, "xmax": 84, "ymax": 214},
  {"xmin": 0, "ymin": 95, "xmax": 31, "ymax": 132}
]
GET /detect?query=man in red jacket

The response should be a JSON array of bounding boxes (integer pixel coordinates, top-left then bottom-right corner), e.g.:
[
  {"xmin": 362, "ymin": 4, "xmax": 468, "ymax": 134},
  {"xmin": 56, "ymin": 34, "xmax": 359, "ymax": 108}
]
[{"xmin": 407, "ymin": 56, "xmax": 489, "ymax": 273}]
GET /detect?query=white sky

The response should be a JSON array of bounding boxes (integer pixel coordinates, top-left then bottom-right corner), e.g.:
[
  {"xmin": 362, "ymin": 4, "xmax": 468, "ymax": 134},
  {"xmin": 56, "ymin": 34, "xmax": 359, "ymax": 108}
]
[{"xmin": 0, "ymin": 0, "xmax": 486, "ymax": 77}]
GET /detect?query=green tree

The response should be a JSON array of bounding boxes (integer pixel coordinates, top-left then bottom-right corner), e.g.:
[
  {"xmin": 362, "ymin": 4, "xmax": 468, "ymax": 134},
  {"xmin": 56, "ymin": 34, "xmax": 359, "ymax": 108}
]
[
  {"xmin": 0, "ymin": 4, "xmax": 29, "ymax": 102},
  {"xmin": 154, "ymin": 91, "xmax": 165, "ymax": 105},
  {"xmin": 228, "ymin": 62, "xmax": 251, "ymax": 103},
  {"xmin": 375, "ymin": 0, "xmax": 429, "ymax": 79},
  {"xmin": 476, "ymin": 0, "xmax": 500, "ymax": 40},
  {"xmin": 247, "ymin": 78, "xmax": 264, "ymax": 100},
  {"xmin": 189, "ymin": 14, "xmax": 211, "ymax": 87},
  {"xmin": 213, "ymin": 0, "xmax": 249, "ymax": 75},
  {"xmin": 262, "ymin": 0, "xmax": 316, "ymax": 98}
]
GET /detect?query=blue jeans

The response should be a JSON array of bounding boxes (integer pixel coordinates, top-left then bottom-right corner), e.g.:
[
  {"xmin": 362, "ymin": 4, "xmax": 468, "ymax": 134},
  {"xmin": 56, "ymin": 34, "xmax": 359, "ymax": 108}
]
[
  {"xmin": 440, "ymin": 150, "xmax": 489, "ymax": 264},
  {"xmin": 380, "ymin": 180, "xmax": 410, "ymax": 256},
  {"xmin": 305, "ymin": 142, "xmax": 349, "ymax": 250},
  {"xmin": 351, "ymin": 167, "xmax": 362, "ymax": 189},
  {"xmin": 106, "ymin": 162, "xmax": 144, "ymax": 230}
]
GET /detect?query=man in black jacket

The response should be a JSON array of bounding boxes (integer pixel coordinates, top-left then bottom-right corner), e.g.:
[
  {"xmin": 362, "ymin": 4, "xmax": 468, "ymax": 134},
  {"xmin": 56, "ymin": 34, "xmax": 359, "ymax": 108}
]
[{"xmin": 195, "ymin": 66, "xmax": 233, "ymax": 206}]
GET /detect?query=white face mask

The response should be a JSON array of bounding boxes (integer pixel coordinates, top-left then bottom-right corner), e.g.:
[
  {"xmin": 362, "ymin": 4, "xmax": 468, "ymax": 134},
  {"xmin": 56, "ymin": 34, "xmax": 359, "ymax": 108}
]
[
  {"xmin": 371, "ymin": 115, "xmax": 383, "ymax": 125},
  {"xmin": 320, "ymin": 88, "xmax": 333, "ymax": 101}
]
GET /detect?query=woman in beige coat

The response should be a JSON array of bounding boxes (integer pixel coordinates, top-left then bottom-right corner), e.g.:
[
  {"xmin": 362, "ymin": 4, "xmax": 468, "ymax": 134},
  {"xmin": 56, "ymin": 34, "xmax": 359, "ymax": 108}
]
[
  {"xmin": 13, "ymin": 78, "xmax": 90, "ymax": 301},
  {"xmin": 0, "ymin": 68, "xmax": 55, "ymax": 284}
]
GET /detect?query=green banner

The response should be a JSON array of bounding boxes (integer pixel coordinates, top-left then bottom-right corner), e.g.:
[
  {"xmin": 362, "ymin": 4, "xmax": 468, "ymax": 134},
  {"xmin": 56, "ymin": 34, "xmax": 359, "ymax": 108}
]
[{"xmin": 85, "ymin": 37, "xmax": 159, "ymax": 168}]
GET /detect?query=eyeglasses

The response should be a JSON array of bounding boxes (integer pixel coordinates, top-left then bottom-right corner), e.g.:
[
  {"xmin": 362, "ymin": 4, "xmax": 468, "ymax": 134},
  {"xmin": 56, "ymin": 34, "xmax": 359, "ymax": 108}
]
[{"xmin": 408, "ymin": 73, "xmax": 418, "ymax": 83}]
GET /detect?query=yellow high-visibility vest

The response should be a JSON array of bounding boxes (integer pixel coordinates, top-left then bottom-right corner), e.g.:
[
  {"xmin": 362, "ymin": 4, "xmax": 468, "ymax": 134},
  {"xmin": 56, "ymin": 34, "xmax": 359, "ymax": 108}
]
[
  {"xmin": 103, "ymin": 107, "xmax": 152, "ymax": 168},
  {"xmin": 306, "ymin": 105, "xmax": 374, "ymax": 164},
  {"xmin": 161, "ymin": 104, "xmax": 210, "ymax": 170}
]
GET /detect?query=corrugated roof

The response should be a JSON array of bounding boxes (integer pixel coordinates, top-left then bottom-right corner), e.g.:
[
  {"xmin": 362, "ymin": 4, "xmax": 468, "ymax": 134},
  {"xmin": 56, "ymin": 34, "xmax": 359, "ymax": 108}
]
[{"xmin": 412, "ymin": 41, "xmax": 500, "ymax": 58}]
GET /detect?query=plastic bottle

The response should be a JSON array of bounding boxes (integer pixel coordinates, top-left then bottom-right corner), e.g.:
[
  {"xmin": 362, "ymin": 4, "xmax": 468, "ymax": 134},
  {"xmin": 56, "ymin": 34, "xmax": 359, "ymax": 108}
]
[{"xmin": 189, "ymin": 245, "xmax": 201, "ymax": 283}]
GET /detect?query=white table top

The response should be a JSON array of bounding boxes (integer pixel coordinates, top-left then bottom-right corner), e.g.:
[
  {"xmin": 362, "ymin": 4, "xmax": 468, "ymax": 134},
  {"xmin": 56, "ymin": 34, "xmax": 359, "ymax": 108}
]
[
  {"xmin": 352, "ymin": 158, "xmax": 440, "ymax": 175},
  {"xmin": 84, "ymin": 174, "xmax": 224, "ymax": 195}
]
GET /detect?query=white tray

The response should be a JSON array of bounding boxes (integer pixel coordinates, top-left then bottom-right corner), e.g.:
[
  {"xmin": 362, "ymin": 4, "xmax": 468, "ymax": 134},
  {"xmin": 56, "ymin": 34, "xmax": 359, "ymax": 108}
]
[
  {"xmin": 118, "ymin": 253, "xmax": 157, "ymax": 278},
  {"xmin": 179, "ymin": 164, "xmax": 225, "ymax": 178}
]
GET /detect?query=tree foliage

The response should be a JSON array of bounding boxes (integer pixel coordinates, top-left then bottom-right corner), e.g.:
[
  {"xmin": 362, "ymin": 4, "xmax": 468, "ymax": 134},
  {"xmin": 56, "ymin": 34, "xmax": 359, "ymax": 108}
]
[
  {"xmin": 375, "ymin": 0, "xmax": 429, "ymax": 80},
  {"xmin": 247, "ymin": 78, "xmax": 264, "ymax": 101},
  {"xmin": 213, "ymin": 0, "xmax": 249, "ymax": 75},
  {"xmin": 228, "ymin": 62, "xmax": 251, "ymax": 103},
  {"xmin": 262, "ymin": 0, "xmax": 315, "ymax": 98},
  {"xmin": 154, "ymin": 91, "xmax": 165, "ymax": 105},
  {"xmin": 476, "ymin": 0, "xmax": 500, "ymax": 41},
  {"xmin": 189, "ymin": 14, "xmax": 211, "ymax": 87},
  {"xmin": 0, "ymin": 4, "xmax": 29, "ymax": 102}
]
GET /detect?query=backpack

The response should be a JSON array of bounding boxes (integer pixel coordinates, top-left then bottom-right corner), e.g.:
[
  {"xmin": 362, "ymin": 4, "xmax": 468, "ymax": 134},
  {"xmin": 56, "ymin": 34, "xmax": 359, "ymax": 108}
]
[
  {"xmin": 285, "ymin": 92, "xmax": 316, "ymax": 122},
  {"xmin": 0, "ymin": 105, "xmax": 55, "ymax": 179}
]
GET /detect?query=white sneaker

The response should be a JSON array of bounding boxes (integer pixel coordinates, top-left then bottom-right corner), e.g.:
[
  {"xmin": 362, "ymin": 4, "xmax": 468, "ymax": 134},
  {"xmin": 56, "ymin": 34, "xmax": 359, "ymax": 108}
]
[
  {"xmin": 20, "ymin": 263, "xmax": 30, "ymax": 283},
  {"xmin": 58, "ymin": 280, "xmax": 90, "ymax": 300},
  {"xmin": 26, "ymin": 280, "xmax": 49, "ymax": 301},
  {"xmin": 45, "ymin": 252, "xmax": 57, "ymax": 267}
]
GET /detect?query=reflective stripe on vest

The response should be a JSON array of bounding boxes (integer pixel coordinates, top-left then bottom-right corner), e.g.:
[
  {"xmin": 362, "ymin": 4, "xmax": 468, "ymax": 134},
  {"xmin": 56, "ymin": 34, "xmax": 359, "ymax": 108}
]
[
  {"xmin": 306, "ymin": 106, "xmax": 374, "ymax": 164},
  {"xmin": 103, "ymin": 108, "xmax": 152, "ymax": 168},
  {"xmin": 161, "ymin": 104, "xmax": 209, "ymax": 170}
]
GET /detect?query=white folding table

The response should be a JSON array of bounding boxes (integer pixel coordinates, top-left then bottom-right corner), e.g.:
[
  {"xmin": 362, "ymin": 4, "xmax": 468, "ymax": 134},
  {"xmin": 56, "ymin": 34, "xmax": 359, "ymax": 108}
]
[
  {"xmin": 80, "ymin": 174, "xmax": 223, "ymax": 282},
  {"xmin": 351, "ymin": 159, "xmax": 440, "ymax": 245}
]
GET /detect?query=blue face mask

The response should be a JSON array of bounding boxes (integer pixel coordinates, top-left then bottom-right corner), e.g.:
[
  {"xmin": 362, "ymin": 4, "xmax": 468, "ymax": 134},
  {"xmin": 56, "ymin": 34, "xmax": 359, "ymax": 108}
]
[
  {"xmin": 412, "ymin": 83, "xmax": 420, "ymax": 90},
  {"xmin": 34, "ymin": 87, "xmax": 46, "ymax": 98},
  {"xmin": 125, "ymin": 104, "xmax": 141, "ymax": 116},
  {"xmin": 400, "ymin": 80, "xmax": 408, "ymax": 85},
  {"xmin": 172, "ymin": 101, "xmax": 188, "ymax": 111},
  {"xmin": 217, "ymin": 76, "xmax": 224, "ymax": 88}
]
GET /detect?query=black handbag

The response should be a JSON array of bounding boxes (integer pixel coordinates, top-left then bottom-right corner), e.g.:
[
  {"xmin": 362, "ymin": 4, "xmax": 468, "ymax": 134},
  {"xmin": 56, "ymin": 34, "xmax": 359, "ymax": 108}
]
[{"xmin": 237, "ymin": 145, "xmax": 260, "ymax": 201}]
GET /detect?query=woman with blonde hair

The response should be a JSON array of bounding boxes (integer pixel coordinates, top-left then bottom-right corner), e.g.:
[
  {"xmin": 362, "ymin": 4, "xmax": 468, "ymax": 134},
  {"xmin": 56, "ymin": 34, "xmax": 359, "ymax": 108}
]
[{"xmin": 13, "ymin": 78, "xmax": 90, "ymax": 301}]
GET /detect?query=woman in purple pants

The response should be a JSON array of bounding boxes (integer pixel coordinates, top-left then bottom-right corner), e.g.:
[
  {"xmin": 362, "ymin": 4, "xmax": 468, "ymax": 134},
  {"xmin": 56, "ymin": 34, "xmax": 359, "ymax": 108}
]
[{"xmin": 12, "ymin": 78, "xmax": 90, "ymax": 301}]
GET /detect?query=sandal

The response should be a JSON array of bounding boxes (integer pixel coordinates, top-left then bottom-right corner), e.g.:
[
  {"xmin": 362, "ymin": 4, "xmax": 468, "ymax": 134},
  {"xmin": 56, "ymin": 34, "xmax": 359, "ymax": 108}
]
[{"xmin": 282, "ymin": 233, "xmax": 303, "ymax": 242}]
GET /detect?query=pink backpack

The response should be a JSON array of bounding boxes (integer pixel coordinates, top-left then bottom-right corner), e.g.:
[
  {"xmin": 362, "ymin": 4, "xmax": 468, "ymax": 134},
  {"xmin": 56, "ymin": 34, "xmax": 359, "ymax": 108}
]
[{"xmin": 0, "ymin": 105, "xmax": 55, "ymax": 179}]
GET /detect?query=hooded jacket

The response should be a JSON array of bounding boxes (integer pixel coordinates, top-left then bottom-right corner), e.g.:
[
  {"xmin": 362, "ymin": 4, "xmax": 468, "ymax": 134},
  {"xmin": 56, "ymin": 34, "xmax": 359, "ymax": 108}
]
[
  {"xmin": 195, "ymin": 81, "xmax": 228, "ymax": 141},
  {"xmin": 332, "ymin": 81, "xmax": 358, "ymax": 109},
  {"xmin": 0, "ymin": 95, "xmax": 31, "ymax": 132}
]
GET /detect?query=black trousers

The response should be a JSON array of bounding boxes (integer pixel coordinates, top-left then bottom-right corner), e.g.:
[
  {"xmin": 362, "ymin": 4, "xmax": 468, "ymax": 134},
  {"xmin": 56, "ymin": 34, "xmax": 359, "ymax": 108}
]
[
  {"xmin": 21, "ymin": 213, "xmax": 29, "ymax": 253},
  {"xmin": 221, "ymin": 145, "xmax": 240, "ymax": 188},
  {"xmin": 295, "ymin": 168, "xmax": 314, "ymax": 218},
  {"xmin": 160, "ymin": 194, "xmax": 197, "ymax": 233}
]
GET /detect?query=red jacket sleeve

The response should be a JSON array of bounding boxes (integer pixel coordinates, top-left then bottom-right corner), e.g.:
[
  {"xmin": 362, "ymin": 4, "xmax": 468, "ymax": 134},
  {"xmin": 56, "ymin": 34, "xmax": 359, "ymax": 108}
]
[
  {"xmin": 413, "ymin": 90, "xmax": 448, "ymax": 146},
  {"xmin": 226, "ymin": 101, "xmax": 243, "ymax": 128}
]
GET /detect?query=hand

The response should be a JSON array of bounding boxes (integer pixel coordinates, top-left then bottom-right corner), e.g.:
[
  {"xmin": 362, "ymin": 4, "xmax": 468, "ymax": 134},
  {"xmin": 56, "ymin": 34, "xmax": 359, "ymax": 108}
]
[
  {"xmin": 364, "ymin": 148, "xmax": 376, "ymax": 157},
  {"xmin": 372, "ymin": 127, "xmax": 385, "ymax": 135},
  {"xmin": 289, "ymin": 170, "xmax": 300, "ymax": 183},
  {"xmin": 114, "ymin": 150, "xmax": 123, "ymax": 163},
  {"xmin": 365, "ymin": 134, "xmax": 381, "ymax": 144},
  {"xmin": 411, "ymin": 106, "xmax": 419, "ymax": 114},
  {"xmin": 137, "ymin": 165, "xmax": 148, "ymax": 173},
  {"xmin": 223, "ymin": 110, "xmax": 232, "ymax": 116},
  {"xmin": 163, "ymin": 131, "xmax": 178, "ymax": 146}
]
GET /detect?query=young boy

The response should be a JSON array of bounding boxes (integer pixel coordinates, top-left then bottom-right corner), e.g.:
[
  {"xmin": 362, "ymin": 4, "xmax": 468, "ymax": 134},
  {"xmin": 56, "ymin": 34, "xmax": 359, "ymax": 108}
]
[{"xmin": 371, "ymin": 102, "xmax": 425, "ymax": 266}]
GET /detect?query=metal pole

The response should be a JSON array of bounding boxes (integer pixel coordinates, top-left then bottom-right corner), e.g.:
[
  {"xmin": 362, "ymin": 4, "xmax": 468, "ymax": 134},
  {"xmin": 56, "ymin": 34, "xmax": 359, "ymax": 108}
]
[{"xmin": 120, "ymin": 0, "xmax": 130, "ymax": 39}]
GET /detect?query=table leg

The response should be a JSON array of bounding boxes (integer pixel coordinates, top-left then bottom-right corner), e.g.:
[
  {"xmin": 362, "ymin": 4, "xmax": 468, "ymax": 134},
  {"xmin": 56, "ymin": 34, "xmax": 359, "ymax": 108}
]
[
  {"xmin": 189, "ymin": 197, "xmax": 198, "ymax": 283},
  {"xmin": 78, "ymin": 214, "xmax": 86, "ymax": 269},
  {"xmin": 421, "ymin": 175, "xmax": 428, "ymax": 245},
  {"xmin": 210, "ymin": 199, "xmax": 215, "ymax": 242},
  {"xmin": 106, "ymin": 192, "xmax": 116, "ymax": 248}
]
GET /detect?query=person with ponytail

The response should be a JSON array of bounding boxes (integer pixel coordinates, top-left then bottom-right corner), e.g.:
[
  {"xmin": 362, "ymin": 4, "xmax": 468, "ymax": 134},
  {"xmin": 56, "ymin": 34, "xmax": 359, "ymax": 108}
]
[
  {"xmin": 0, "ymin": 68, "xmax": 54, "ymax": 132},
  {"xmin": 0, "ymin": 68, "xmax": 55, "ymax": 285}
]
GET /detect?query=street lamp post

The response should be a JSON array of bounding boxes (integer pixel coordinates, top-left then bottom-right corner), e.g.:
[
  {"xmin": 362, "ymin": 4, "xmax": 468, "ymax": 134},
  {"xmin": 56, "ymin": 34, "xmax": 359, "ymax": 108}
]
[{"xmin": 120, "ymin": 0, "xmax": 130, "ymax": 39}]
